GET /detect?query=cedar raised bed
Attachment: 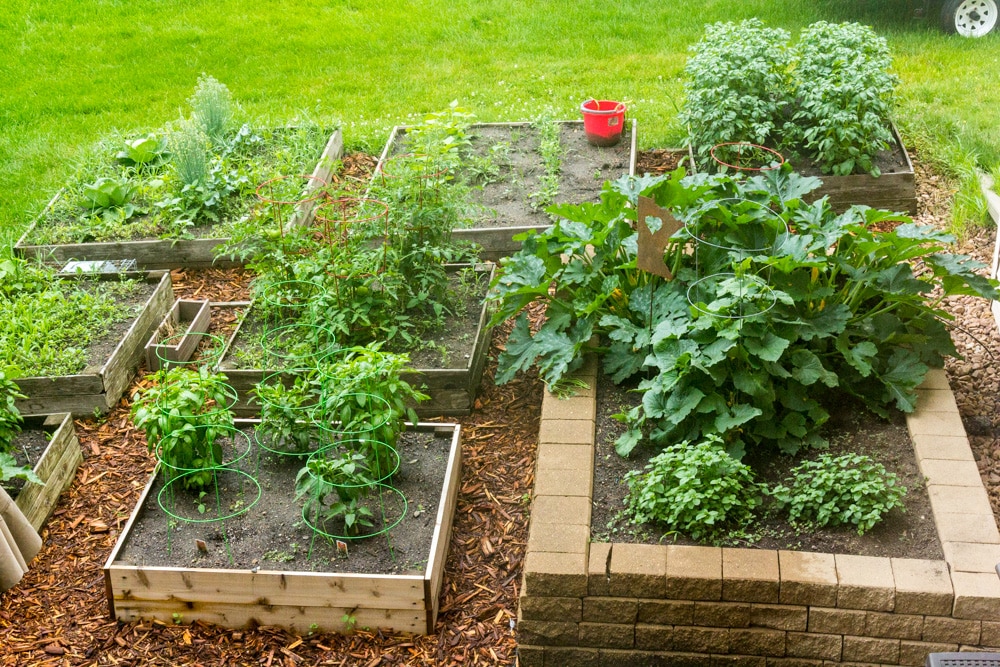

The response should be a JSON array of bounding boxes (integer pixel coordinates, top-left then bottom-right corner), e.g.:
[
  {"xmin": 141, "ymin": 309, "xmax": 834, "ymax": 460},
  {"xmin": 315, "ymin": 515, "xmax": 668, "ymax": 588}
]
[
  {"xmin": 144, "ymin": 299, "xmax": 212, "ymax": 371},
  {"xmin": 12, "ymin": 413, "xmax": 82, "ymax": 532},
  {"xmin": 375, "ymin": 121, "xmax": 638, "ymax": 261},
  {"xmin": 216, "ymin": 264, "xmax": 495, "ymax": 417},
  {"xmin": 103, "ymin": 422, "xmax": 462, "ymax": 634},
  {"xmin": 14, "ymin": 130, "xmax": 343, "ymax": 270},
  {"xmin": 15, "ymin": 271, "xmax": 174, "ymax": 416}
]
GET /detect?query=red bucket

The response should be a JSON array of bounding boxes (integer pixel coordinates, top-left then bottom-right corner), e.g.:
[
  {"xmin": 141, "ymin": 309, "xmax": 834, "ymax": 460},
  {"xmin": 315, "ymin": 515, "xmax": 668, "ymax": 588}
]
[{"xmin": 580, "ymin": 99, "xmax": 626, "ymax": 147}]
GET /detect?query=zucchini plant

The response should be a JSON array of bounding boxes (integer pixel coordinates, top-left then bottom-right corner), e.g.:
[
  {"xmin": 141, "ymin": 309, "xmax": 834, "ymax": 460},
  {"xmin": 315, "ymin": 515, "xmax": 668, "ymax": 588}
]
[{"xmin": 490, "ymin": 168, "xmax": 997, "ymax": 459}]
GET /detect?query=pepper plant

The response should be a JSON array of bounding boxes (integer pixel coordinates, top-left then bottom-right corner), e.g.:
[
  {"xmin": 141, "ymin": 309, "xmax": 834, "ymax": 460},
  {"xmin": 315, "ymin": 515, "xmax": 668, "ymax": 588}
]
[
  {"xmin": 131, "ymin": 366, "xmax": 235, "ymax": 490},
  {"xmin": 490, "ymin": 167, "xmax": 997, "ymax": 459}
]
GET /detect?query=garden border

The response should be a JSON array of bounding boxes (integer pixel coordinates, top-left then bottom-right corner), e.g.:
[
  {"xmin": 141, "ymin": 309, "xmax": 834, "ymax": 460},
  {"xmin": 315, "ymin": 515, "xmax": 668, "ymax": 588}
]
[
  {"xmin": 13, "ymin": 130, "xmax": 343, "ymax": 270},
  {"xmin": 144, "ymin": 298, "xmax": 212, "ymax": 372},
  {"xmin": 517, "ymin": 356, "xmax": 1000, "ymax": 666},
  {"xmin": 13, "ymin": 413, "xmax": 82, "ymax": 532},
  {"xmin": 103, "ymin": 421, "xmax": 462, "ymax": 635},
  {"xmin": 15, "ymin": 271, "xmax": 174, "ymax": 417}
]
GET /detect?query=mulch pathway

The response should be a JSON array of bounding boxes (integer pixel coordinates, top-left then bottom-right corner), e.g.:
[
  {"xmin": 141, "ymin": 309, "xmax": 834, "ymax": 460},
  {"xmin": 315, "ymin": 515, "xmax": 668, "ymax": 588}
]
[{"xmin": 0, "ymin": 262, "xmax": 543, "ymax": 665}]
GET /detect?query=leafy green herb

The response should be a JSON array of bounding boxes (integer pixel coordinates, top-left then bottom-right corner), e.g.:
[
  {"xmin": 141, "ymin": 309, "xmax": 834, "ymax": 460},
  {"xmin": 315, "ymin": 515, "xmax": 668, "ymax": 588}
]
[
  {"xmin": 769, "ymin": 453, "xmax": 906, "ymax": 534},
  {"xmin": 624, "ymin": 435, "xmax": 761, "ymax": 542}
]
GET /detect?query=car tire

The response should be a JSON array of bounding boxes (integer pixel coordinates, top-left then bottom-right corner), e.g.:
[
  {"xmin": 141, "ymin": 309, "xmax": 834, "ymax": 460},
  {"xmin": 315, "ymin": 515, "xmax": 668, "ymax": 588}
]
[{"xmin": 941, "ymin": 0, "xmax": 999, "ymax": 37}]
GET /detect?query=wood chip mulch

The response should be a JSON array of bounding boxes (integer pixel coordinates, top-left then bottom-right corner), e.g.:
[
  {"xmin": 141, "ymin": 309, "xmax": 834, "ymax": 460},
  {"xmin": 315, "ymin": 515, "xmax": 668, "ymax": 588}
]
[{"xmin": 0, "ymin": 266, "xmax": 543, "ymax": 666}]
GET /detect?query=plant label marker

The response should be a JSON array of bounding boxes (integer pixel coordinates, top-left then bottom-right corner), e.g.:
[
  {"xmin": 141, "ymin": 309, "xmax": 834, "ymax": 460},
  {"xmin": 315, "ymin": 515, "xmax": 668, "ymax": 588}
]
[
  {"xmin": 336, "ymin": 540, "xmax": 348, "ymax": 557},
  {"xmin": 637, "ymin": 196, "xmax": 682, "ymax": 279}
]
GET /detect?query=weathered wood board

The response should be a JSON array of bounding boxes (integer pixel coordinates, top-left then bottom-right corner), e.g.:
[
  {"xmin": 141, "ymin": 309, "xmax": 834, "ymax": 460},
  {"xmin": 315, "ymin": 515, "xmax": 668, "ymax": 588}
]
[
  {"xmin": 145, "ymin": 299, "xmax": 212, "ymax": 371},
  {"xmin": 14, "ymin": 130, "xmax": 343, "ymax": 270},
  {"xmin": 15, "ymin": 271, "xmax": 174, "ymax": 416},
  {"xmin": 104, "ymin": 422, "xmax": 462, "ymax": 635},
  {"xmin": 14, "ymin": 413, "xmax": 83, "ymax": 532}
]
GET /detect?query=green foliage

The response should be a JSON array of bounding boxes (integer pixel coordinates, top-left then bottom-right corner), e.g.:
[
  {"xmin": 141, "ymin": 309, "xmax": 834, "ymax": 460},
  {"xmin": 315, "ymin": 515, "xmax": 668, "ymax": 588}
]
[
  {"xmin": 490, "ymin": 168, "xmax": 998, "ymax": 459},
  {"xmin": 296, "ymin": 450, "xmax": 375, "ymax": 537},
  {"xmin": 681, "ymin": 19, "xmax": 899, "ymax": 177},
  {"xmin": 0, "ymin": 451, "xmax": 41, "ymax": 485},
  {"xmin": 254, "ymin": 373, "xmax": 319, "ymax": 454},
  {"xmin": 188, "ymin": 74, "xmax": 234, "ymax": 143},
  {"xmin": 789, "ymin": 22, "xmax": 899, "ymax": 176},
  {"xmin": 0, "ymin": 371, "xmax": 25, "ymax": 454},
  {"xmin": 0, "ymin": 268, "xmax": 147, "ymax": 378},
  {"xmin": 529, "ymin": 115, "xmax": 562, "ymax": 212},
  {"xmin": 130, "ymin": 366, "xmax": 235, "ymax": 490},
  {"xmin": 769, "ymin": 453, "xmax": 906, "ymax": 534},
  {"xmin": 679, "ymin": 19, "xmax": 792, "ymax": 166},
  {"xmin": 314, "ymin": 345, "xmax": 426, "ymax": 452},
  {"xmin": 115, "ymin": 133, "xmax": 170, "ymax": 170},
  {"xmin": 623, "ymin": 435, "xmax": 761, "ymax": 541}
]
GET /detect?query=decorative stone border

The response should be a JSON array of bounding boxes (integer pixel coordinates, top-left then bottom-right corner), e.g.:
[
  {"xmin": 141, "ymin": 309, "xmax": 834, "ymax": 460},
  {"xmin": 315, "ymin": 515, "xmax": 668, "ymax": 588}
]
[{"xmin": 517, "ymin": 357, "xmax": 1000, "ymax": 666}]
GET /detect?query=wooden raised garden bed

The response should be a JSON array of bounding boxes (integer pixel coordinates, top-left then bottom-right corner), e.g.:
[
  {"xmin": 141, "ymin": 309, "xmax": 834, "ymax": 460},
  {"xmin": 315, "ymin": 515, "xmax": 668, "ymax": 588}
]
[
  {"xmin": 10, "ymin": 413, "xmax": 82, "ymax": 532},
  {"xmin": 13, "ymin": 130, "xmax": 343, "ymax": 270},
  {"xmin": 375, "ymin": 121, "xmax": 637, "ymax": 261},
  {"xmin": 16, "ymin": 271, "xmax": 174, "ymax": 416},
  {"xmin": 516, "ymin": 359, "xmax": 1000, "ymax": 666},
  {"xmin": 144, "ymin": 299, "xmax": 212, "ymax": 372},
  {"xmin": 216, "ymin": 264, "xmax": 495, "ymax": 417},
  {"xmin": 103, "ymin": 421, "xmax": 462, "ymax": 634},
  {"xmin": 689, "ymin": 125, "xmax": 915, "ymax": 214}
]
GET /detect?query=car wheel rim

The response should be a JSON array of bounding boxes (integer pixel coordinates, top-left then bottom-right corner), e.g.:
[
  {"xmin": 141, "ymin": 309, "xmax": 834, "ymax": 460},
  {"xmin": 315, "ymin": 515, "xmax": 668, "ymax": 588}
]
[{"xmin": 956, "ymin": 0, "xmax": 998, "ymax": 37}]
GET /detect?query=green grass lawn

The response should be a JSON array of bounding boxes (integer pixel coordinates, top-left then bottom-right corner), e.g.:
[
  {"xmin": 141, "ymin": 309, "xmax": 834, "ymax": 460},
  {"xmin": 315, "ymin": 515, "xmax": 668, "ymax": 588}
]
[{"xmin": 2, "ymin": 0, "xmax": 999, "ymax": 244}]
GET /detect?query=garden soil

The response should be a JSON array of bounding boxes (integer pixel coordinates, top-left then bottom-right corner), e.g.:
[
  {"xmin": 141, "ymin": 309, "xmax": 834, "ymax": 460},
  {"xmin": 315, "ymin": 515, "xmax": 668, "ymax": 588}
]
[{"xmin": 2, "ymin": 150, "xmax": 999, "ymax": 666}]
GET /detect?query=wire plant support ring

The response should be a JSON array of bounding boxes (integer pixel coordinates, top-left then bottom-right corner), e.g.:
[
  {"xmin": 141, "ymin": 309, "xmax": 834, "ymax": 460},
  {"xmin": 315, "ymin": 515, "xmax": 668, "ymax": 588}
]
[
  {"xmin": 254, "ymin": 173, "xmax": 330, "ymax": 236},
  {"xmin": 710, "ymin": 142, "xmax": 785, "ymax": 174},
  {"xmin": 683, "ymin": 197, "xmax": 788, "ymax": 321}
]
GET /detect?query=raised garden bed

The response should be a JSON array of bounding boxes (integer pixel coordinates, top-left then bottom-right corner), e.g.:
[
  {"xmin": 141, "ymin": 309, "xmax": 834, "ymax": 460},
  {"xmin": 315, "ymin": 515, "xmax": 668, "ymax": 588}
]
[
  {"xmin": 375, "ymin": 121, "xmax": 637, "ymax": 261},
  {"xmin": 144, "ymin": 299, "xmax": 212, "ymax": 371},
  {"xmin": 516, "ymin": 359, "xmax": 1000, "ymax": 666},
  {"xmin": 14, "ymin": 130, "xmax": 343, "ymax": 270},
  {"xmin": 4, "ymin": 413, "xmax": 82, "ymax": 532},
  {"xmin": 103, "ymin": 421, "xmax": 462, "ymax": 634},
  {"xmin": 16, "ymin": 271, "xmax": 174, "ymax": 416},
  {"xmin": 216, "ymin": 264, "xmax": 495, "ymax": 417}
]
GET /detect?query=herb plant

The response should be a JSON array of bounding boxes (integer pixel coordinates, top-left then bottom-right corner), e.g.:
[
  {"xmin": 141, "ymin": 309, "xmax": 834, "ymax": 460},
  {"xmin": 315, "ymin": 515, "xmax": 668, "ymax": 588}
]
[
  {"xmin": 490, "ymin": 168, "xmax": 997, "ymax": 459},
  {"xmin": 623, "ymin": 435, "xmax": 761, "ymax": 542},
  {"xmin": 769, "ymin": 453, "xmax": 906, "ymax": 534},
  {"xmin": 0, "ymin": 260, "xmax": 147, "ymax": 378},
  {"xmin": 130, "ymin": 366, "xmax": 235, "ymax": 490}
]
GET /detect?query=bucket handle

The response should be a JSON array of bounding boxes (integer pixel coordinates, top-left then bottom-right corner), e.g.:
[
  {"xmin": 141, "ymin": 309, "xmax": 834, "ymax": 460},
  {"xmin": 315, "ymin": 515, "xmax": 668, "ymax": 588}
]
[{"xmin": 584, "ymin": 98, "xmax": 626, "ymax": 114}]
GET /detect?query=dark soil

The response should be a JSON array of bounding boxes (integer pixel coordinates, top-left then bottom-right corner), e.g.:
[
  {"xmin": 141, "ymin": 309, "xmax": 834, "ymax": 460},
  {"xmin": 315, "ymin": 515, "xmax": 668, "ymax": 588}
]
[
  {"xmin": 389, "ymin": 122, "xmax": 634, "ymax": 230},
  {"xmin": 115, "ymin": 426, "xmax": 454, "ymax": 574},
  {"xmin": 68, "ymin": 278, "xmax": 159, "ymax": 373},
  {"xmin": 590, "ymin": 370, "xmax": 942, "ymax": 559},
  {"xmin": 1, "ymin": 423, "xmax": 52, "ymax": 497}
]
